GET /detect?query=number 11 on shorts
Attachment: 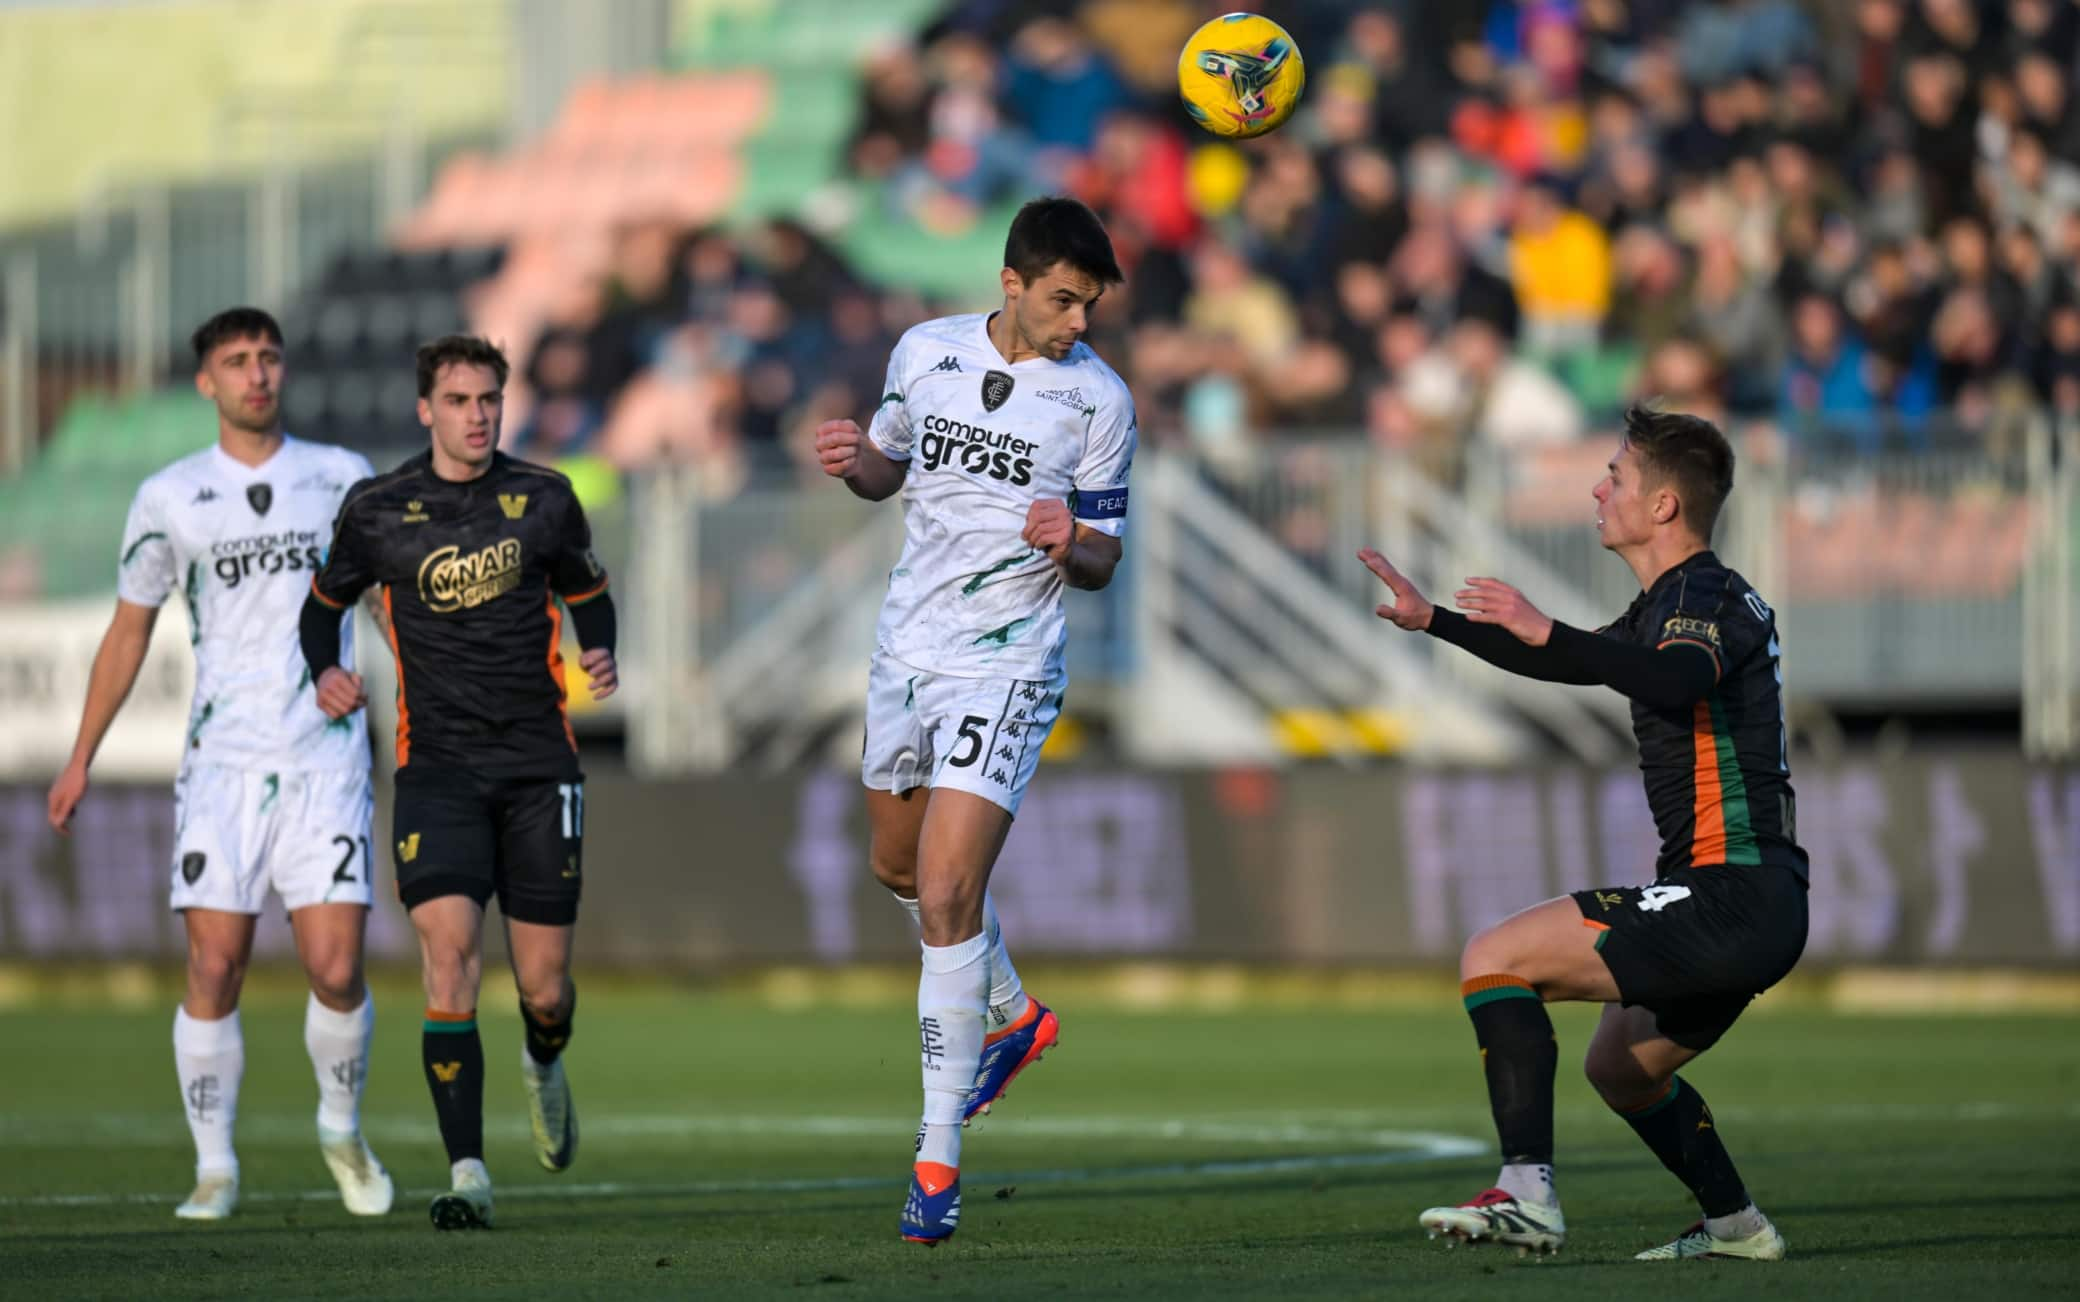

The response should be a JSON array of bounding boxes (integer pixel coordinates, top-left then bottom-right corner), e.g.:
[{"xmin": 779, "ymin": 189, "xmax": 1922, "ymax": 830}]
[{"xmin": 558, "ymin": 783, "xmax": 584, "ymax": 839}]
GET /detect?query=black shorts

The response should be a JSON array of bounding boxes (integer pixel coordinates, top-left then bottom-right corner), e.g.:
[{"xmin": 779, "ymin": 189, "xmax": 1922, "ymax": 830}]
[
  {"xmin": 1571, "ymin": 863, "xmax": 1808, "ymax": 1052},
  {"xmin": 391, "ymin": 768, "xmax": 584, "ymax": 925}
]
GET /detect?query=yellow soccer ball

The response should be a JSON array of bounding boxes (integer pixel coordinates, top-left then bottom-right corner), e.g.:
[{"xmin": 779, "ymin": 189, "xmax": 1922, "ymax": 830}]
[{"xmin": 1177, "ymin": 12, "xmax": 1306, "ymax": 139}]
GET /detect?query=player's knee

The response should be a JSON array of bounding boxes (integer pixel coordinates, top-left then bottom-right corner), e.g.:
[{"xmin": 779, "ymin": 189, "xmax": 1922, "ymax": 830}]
[
  {"xmin": 868, "ymin": 844, "xmax": 915, "ymax": 895},
  {"xmin": 1583, "ymin": 1041, "xmax": 1661, "ymax": 1108},
  {"xmin": 419, "ymin": 944, "xmax": 479, "ymax": 1007},
  {"xmin": 1458, "ymin": 924, "xmax": 1517, "ymax": 982},
  {"xmin": 517, "ymin": 976, "xmax": 571, "ymax": 1024},
  {"xmin": 185, "ymin": 946, "xmax": 247, "ymax": 1008},
  {"xmin": 305, "ymin": 951, "xmax": 364, "ymax": 1009}
]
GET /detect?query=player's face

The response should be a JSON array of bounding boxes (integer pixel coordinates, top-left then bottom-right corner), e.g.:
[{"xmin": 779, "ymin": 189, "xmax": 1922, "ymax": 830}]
[
  {"xmin": 418, "ymin": 363, "xmax": 504, "ymax": 470},
  {"xmin": 1005, "ymin": 261, "xmax": 1104, "ymax": 361},
  {"xmin": 196, "ymin": 334, "xmax": 284, "ymax": 435},
  {"xmin": 1593, "ymin": 442, "xmax": 1658, "ymax": 551}
]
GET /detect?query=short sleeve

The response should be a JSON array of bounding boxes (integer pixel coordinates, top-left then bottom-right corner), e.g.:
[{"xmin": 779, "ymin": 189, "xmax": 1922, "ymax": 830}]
[
  {"xmin": 551, "ymin": 489, "xmax": 610, "ymax": 605},
  {"xmin": 1070, "ymin": 380, "xmax": 1136, "ymax": 538},
  {"xmin": 310, "ymin": 485, "xmax": 377, "ymax": 610},
  {"xmin": 864, "ymin": 338, "xmax": 914, "ymax": 461},
  {"xmin": 115, "ymin": 483, "xmax": 176, "ymax": 607}
]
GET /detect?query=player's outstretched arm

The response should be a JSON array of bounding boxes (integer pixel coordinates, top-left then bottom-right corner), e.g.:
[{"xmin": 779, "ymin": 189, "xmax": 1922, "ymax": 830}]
[
  {"xmin": 1023, "ymin": 501, "xmax": 1122, "ymax": 590},
  {"xmin": 815, "ymin": 418, "xmax": 906, "ymax": 501},
  {"xmin": 1359, "ymin": 549, "xmax": 1598, "ymax": 685},
  {"xmin": 48, "ymin": 599, "xmax": 160, "ymax": 833}
]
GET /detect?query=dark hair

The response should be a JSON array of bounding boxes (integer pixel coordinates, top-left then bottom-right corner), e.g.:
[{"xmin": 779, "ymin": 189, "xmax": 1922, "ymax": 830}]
[
  {"xmin": 191, "ymin": 307, "xmax": 283, "ymax": 365},
  {"xmin": 415, "ymin": 334, "xmax": 510, "ymax": 397},
  {"xmin": 1003, "ymin": 196, "xmax": 1123, "ymax": 287},
  {"xmin": 1621, "ymin": 402, "xmax": 1735, "ymax": 542}
]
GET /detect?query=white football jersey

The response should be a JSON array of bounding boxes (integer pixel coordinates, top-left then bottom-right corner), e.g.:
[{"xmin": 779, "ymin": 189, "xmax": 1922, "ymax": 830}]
[
  {"xmin": 116, "ymin": 436, "xmax": 375, "ymax": 774},
  {"xmin": 867, "ymin": 313, "xmax": 1136, "ymax": 680}
]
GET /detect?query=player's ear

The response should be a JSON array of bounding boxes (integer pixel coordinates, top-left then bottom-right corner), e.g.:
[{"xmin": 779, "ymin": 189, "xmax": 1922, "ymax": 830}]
[
  {"xmin": 999, "ymin": 266, "xmax": 1023, "ymax": 300},
  {"xmin": 194, "ymin": 367, "xmax": 216, "ymax": 402},
  {"xmin": 416, "ymin": 397, "xmax": 433, "ymax": 429}
]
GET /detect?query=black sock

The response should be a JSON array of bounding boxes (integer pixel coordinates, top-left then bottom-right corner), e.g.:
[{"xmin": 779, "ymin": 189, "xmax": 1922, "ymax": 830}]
[
  {"xmin": 422, "ymin": 1009, "xmax": 484, "ymax": 1164},
  {"xmin": 1617, "ymin": 1075, "xmax": 1749, "ymax": 1217},
  {"xmin": 521, "ymin": 989, "xmax": 574, "ymax": 1066},
  {"xmin": 1462, "ymin": 975, "xmax": 1557, "ymax": 1167}
]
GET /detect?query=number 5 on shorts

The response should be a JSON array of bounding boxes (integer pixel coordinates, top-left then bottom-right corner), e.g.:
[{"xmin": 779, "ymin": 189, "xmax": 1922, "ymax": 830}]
[{"xmin": 1639, "ymin": 885, "xmax": 1692, "ymax": 912}]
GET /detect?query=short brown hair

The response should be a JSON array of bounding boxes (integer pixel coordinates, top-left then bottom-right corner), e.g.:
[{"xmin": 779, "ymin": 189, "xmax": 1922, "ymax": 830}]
[
  {"xmin": 192, "ymin": 307, "xmax": 283, "ymax": 365},
  {"xmin": 1621, "ymin": 402, "xmax": 1735, "ymax": 542},
  {"xmin": 415, "ymin": 334, "xmax": 510, "ymax": 397}
]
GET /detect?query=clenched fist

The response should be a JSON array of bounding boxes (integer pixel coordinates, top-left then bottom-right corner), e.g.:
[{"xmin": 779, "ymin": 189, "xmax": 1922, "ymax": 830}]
[
  {"xmin": 315, "ymin": 666, "xmax": 367, "ymax": 720},
  {"xmin": 815, "ymin": 419, "xmax": 863, "ymax": 479},
  {"xmin": 1022, "ymin": 499, "xmax": 1074, "ymax": 562}
]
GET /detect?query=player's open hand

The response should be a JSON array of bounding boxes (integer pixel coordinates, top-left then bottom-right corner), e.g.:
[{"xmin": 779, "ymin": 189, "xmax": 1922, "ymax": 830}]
[
  {"xmin": 1022, "ymin": 499, "xmax": 1075, "ymax": 563},
  {"xmin": 579, "ymin": 647, "xmax": 618, "ymax": 701},
  {"xmin": 1456, "ymin": 577, "xmax": 1554, "ymax": 646},
  {"xmin": 314, "ymin": 666, "xmax": 367, "ymax": 720},
  {"xmin": 1358, "ymin": 548, "xmax": 1434, "ymax": 631},
  {"xmin": 47, "ymin": 762, "xmax": 88, "ymax": 835},
  {"xmin": 814, "ymin": 419, "xmax": 863, "ymax": 479}
]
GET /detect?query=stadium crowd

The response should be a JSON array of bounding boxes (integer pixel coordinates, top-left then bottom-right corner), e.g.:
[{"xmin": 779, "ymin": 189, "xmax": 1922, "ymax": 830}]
[{"xmin": 501, "ymin": 0, "xmax": 2080, "ymax": 491}]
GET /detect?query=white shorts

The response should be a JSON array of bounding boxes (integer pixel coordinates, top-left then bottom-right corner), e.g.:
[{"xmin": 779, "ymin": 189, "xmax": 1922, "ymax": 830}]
[
  {"xmin": 860, "ymin": 649, "xmax": 1064, "ymax": 816},
  {"xmin": 170, "ymin": 766, "xmax": 376, "ymax": 914}
]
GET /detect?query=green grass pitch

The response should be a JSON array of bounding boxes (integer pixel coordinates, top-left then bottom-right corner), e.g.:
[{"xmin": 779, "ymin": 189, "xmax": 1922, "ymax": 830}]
[{"xmin": 4, "ymin": 981, "xmax": 2076, "ymax": 1299}]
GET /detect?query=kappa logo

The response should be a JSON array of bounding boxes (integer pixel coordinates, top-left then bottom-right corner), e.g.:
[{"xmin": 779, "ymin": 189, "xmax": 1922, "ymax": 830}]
[
  {"xmin": 180, "ymin": 851, "xmax": 207, "ymax": 885},
  {"xmin": 498, "ymin": 493, "xmax": 528, "ymax": 520},
  {"xmin": 562, "ymin": 854, "xmax": 580, "ymax": 880},
  {"xmin": 1593, "ymin": 890, "xmax": 1626, "ymax": 912},
  {"xmin": 430, "ymin": 1061, "xmax": 463, "ymax": 1084},
  {"xmin": 246, "ymin": 483, "xmax": 273, "ymax": 516},
  {"xmin": 403, "ymin": 499, "xmax": 430, "ymax": 524},
  {"xmin": 930, "ymin": 355, "xmax": 962, "ymax": 373},
  {"xmin": 191, "ymin": 487, "xmax": 219, "ymax": 505},
  {"xmin": 981, "ymin": 370, "xmax": 1014, "ymax": 412},
  {"xmin": 397, "ymin": 833, "xmax": 421, "ymax": 863}
]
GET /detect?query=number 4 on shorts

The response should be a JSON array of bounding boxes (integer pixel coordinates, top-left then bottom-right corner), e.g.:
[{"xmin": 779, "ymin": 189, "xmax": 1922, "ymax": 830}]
[{"xmin": 1638, "ymin": 885, "xmax": 1692, "ymax": 912}]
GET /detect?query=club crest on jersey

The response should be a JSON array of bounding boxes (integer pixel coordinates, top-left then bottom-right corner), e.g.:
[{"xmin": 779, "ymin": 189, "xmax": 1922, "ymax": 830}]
[
  {"xmin": 981, "ymin": 370, "xmax": 1014, "ymax": 412},
  {"xmin": 246, "ymin": 483, "xmax": 273, "ymax": 516}
]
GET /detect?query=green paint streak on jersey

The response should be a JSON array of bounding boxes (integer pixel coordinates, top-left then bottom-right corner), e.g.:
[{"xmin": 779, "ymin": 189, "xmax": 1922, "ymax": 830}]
[
  {"xmin": 972, "ymin": 616, "xmax": 1035, "ymax": 647},
  {"xmin": 259, "ymin": 773, "xmax": 280, "ymax": 814},
  {"xmin": 122, "ymin": 532, "xmax": 166, "ymax": 565},
  {"xmin": 183, "ymin": 561, "xmax": 202, "ymax": 645},
  {"xmin": 187, "ymin": 700, "xmax": 214, "ymax": 751},
  {"xmin": 960, "ymin": 551, "xmax": 1036, "ymax": 597}
]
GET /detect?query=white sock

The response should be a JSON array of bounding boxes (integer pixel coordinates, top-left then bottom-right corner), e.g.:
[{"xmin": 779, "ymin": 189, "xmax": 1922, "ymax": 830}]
[
  {"xmin": 1497, "ymin": 1162, "xmax": 1556, "ymax": 1207},
  {"xmin": 1706, "ymin": 1203, "xmax": 1768, "ymax": 1239},
  {"xmin": 173, "ymin": 1007, "xmax": 243, "ymax": 1180},
  {"xmin": 451, "ymin": 1157, "xmax": 488, "ymax": 1187},
  {"xmin": 916, "ymin": 931, "xmax": 990, "ymax": 1170},
  {"xmin": 982, "ymin": 894, "xmax": 1030, "ymax": 1032},
  {"xmin": 893, "ymin": 892, "xmax": 1029, "ymax": 1031},
  {"xmin": 304, "ymin": 992, "xmax": 374, "ymax": 1135}
]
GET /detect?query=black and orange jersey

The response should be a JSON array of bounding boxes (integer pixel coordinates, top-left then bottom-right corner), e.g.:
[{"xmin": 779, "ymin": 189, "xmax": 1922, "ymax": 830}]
[
  {"xmin": 309, "ymin": 450, "xmax": 608, "ymax": 779},
  {"xmin": 1602, "ymin": 551, "xmax": 1807, "ymax": 879}
]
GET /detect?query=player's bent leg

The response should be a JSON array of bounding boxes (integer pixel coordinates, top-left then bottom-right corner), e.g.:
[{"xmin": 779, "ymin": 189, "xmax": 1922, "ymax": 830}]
[
  {"xmin": 289, "ymin": 902, "xmax": 391, "ymax": 1215},
  {"xmin": 865, "ymin": 785, "xmax": 928, "ymax": 900},
  {"xmin": 507, "ymin": 918, "xmax": 579, "ymax": 1173},
  {"xmin": 174, "ymin": 909, "xmax": 256, "ymax": 1220},
  {"xmin": 1420, "ymin": 897, "xmax": 1618, "ymax": 1249},
  {"xmin": 1583, "ymin": 1004, "xmax": 1786, "ymax": 1261}
]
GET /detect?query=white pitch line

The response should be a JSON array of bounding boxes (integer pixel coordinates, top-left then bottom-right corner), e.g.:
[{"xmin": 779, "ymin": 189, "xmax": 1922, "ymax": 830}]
[{"xmin": 0, "ymin": 1129, "xmax": 1486, "ymax": 1209}]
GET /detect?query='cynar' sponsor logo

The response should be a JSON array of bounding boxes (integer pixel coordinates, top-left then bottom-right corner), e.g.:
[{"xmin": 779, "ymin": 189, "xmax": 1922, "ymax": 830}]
[{"xmin": 916, "ymin": 414, "xmax": 1038, "ymax": 485}]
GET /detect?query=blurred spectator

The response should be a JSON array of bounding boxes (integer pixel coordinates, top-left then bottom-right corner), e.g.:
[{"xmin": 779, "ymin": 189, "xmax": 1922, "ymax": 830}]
[{"xmin": 1507, "ymin": 177, "xmax": 1612, "ymax": 352}]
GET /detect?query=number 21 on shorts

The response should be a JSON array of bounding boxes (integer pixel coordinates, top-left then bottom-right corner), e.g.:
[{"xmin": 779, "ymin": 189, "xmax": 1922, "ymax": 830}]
[{"xmin": 1639, "ymin": 884, "xmax": 1692, "ymax": 912}]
